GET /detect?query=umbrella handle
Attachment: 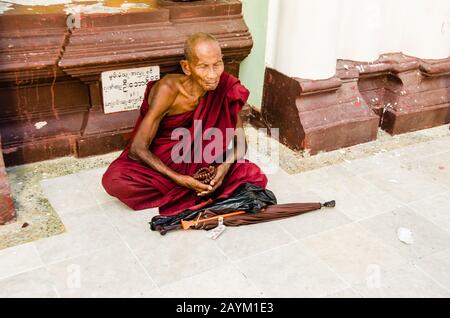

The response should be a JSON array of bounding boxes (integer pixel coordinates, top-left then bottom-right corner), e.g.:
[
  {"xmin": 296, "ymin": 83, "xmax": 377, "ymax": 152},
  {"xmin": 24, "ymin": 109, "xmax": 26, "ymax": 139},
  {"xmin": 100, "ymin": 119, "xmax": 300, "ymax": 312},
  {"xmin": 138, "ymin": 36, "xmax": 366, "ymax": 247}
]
[
  {"xmin": 321, "ymin": 200, "xmax": 336, "ymax": 208},
  {"xmin": 155, "ymin": 224, "xmax": 181, "ymax": 235},
  {"xmin": 181, "ymin": 211, "xmax": 246, "ymax": 230}
]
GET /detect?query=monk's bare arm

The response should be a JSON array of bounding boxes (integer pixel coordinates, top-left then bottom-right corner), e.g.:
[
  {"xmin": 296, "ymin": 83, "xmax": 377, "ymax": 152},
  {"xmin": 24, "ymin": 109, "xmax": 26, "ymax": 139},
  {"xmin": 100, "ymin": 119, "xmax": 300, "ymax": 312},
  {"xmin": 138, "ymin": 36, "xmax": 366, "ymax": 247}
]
[
  {"xmin": 224, "ymin": 111, "xmax": 247, "ymax": 165},
  {"xmin": 128, "ymin": 82, "xmax": 180, "ymax": 181}
]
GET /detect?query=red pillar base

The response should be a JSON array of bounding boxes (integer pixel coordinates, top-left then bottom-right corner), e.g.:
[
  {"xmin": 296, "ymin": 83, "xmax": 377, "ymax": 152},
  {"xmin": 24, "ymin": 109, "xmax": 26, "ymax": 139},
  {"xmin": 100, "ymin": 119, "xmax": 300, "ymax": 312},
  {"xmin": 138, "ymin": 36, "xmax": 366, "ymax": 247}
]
[
  {"xmin": 0, "ymin": 136, "xmax": 16, "ymax": 225},
  {"xmin": 261, "ymin": 68, "xmax": 379, "ymax": 155}
]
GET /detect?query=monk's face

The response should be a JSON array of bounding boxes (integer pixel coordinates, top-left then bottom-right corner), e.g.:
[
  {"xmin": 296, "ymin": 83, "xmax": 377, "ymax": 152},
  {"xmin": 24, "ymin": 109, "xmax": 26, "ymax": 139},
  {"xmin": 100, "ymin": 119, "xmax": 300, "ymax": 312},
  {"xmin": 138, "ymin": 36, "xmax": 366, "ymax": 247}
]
[{"xmin": 183, "ymin": 40, "xmax": 224, "ymax": 91}]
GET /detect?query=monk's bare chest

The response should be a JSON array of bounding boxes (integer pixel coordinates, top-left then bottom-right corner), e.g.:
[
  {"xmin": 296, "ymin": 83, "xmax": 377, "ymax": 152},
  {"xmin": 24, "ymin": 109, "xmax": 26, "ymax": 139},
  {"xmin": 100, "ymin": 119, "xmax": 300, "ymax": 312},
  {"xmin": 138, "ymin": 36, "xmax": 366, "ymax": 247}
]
[{"xmin": 167, "ymin": 93, "xmax": 201, "ymax": 116}]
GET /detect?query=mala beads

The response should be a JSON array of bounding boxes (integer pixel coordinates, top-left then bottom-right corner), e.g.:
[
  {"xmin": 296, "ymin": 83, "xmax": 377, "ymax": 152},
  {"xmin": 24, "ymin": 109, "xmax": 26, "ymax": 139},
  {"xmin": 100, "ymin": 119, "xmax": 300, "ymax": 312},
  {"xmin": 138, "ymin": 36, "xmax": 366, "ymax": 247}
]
[{"xmin": 192, "ymin": 165, "xmax": 217, "ymax": 184}]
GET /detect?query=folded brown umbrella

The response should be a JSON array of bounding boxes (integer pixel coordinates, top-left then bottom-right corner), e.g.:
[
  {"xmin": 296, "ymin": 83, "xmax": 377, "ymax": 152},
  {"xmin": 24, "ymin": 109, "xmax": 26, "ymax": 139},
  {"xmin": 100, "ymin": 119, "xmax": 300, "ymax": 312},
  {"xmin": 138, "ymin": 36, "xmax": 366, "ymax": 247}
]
[
  {"xmin": 149, "ymin": 183, "xmax": 336, "ymax": 235},
  {"xmin": 192, "ymin": 201, "xmax": 336, "ymax": 231}
]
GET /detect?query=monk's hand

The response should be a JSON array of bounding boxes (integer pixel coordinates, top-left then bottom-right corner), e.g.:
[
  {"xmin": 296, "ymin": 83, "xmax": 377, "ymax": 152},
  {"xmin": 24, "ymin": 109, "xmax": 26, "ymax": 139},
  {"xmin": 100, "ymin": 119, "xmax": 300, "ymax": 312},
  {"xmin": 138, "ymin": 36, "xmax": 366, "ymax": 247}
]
[
  {"xmin": 197, "ymin": 164, "xmax": 230, "ymax": 197},
  {"xmin": 175, "ymin": 175, "xmax": 212, "ymax": 194}
]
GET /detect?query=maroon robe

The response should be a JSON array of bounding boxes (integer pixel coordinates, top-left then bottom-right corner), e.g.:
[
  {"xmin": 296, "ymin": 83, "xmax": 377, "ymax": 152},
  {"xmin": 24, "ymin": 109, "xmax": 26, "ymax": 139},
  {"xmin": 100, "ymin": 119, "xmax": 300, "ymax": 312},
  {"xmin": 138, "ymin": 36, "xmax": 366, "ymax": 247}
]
[{"xmin": 102, "ymin": 72, "xmax": 268, "ymax": 216}]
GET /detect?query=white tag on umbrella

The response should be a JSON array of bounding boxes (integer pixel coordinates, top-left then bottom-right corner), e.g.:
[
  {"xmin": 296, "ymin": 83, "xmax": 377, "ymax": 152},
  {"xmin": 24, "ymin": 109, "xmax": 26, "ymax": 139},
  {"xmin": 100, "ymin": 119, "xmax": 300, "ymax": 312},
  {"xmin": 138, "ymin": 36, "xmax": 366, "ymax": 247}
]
[{"xmin": 206, "ymin": 217, "xmax": 226, "ymax": 240}]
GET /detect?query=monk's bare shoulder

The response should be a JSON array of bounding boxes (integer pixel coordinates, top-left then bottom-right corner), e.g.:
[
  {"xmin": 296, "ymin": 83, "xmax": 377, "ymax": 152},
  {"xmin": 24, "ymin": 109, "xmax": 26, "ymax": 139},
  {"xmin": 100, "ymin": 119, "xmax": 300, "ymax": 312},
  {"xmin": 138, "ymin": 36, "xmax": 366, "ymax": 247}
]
[{"xmin": 146, "ymin": 74, "xmax": 185, "ymax": 117}]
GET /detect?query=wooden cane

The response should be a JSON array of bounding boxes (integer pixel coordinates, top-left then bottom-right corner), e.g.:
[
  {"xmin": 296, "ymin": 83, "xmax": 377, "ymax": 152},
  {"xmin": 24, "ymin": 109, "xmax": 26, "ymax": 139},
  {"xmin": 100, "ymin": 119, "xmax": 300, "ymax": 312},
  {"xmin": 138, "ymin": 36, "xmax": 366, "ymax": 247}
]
[{"xmin": 181, "ymin": 211, "xmax": 246, "ymax": 230}]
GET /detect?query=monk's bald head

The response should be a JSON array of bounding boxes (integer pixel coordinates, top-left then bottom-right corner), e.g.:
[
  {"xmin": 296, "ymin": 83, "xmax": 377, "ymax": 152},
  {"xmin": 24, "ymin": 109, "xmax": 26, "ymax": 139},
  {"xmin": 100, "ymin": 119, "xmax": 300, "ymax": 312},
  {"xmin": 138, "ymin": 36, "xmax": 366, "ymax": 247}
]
[
  {"xmin": 184, "ymin": 33, "xmax": 221, "ymax": 62},
  {"xmin": 180, "ymin": 32, "xmax": 224, "ymax": 91}
]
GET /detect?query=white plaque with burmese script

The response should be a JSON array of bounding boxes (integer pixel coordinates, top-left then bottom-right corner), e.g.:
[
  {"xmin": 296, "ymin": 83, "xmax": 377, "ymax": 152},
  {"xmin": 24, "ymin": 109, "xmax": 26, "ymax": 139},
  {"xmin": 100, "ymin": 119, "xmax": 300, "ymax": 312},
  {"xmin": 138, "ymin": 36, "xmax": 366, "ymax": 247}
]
[{"xmin": 101, "ymin": 66, "xmax": 160, "ymax": 114}]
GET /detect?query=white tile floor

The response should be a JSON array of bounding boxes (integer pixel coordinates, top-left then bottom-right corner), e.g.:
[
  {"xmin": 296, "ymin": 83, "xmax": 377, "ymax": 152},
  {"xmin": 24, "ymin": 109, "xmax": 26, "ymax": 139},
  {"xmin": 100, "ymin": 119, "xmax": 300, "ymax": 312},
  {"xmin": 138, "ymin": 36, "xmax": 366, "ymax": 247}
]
[{"xmin": 1, "ymin": 137, "xmax": 450, "ymax": 298}]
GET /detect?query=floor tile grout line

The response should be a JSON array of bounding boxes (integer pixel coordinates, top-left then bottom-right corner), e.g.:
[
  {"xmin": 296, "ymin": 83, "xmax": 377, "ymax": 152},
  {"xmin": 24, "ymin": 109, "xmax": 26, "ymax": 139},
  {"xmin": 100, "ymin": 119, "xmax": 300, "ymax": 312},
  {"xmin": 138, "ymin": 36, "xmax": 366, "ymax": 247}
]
[
  {"xmin": 1, "ymin": 245, "xmax": 61, "ymax": 298},
  {"xmin": 299, "ymin": 221, "xmax": 414, "ymax": 277},
  {"xmin": 356, "ymin": 169, "xmax": 449, "ymax": 203},
  {"xmin": 133, "ymin": 224, "xmax": 273, "ymax": 296},
  {"xmin": 350, "ymin": 222, "xmax": 422, "ymax": 266},
  {"xmin": 40, "ymin": 229, "xmax": 159, "ymax": 297},
  {"xmin": 355, "ymin": 217, "xmax": 450, "ymax": 281},
  {"xmin": 216, "ymin": 227, "xmax": 354, "ymax": 298},
  {"xmin": 212, "ymin": 222, "xmax": 362, "ymax": 297},
  {"xmin": 31, "ymin": 242, "xmax": 46, "ymax": 267},
  {"xmin": 161, "ymin": 258, "xmax": 236, "ymax": 295},
  {"xmin": 39, "ymin": 244, "xmax": 120, "ymax": 268},
  {"xmin": 57, "ymin": 205, "xmax": 107, "ymax": 221},
  {"xmin": 354, "ymin": 202, "xmax": 450, "ymax": 247},
  {"xmin": 34, "ymin": 208, "xmax": 124, "ymax": 266},
  {"xmin": 347, "ymin": 203, "xmax": 409, "ymax": 224},
  {"xmin": 346, "ymin": 143, "xmax": 448, "ymax": 168},
  {"xmin": 289, "ymin": 171, "xmax": 410, "ymax": 217},
  {"xmin": 102, "ymin": 211, "xmax": 163, "ymax": 296},
  {"xmin": 287, "ymin": 202, "xmax": 450, "ymax": 297},
  {"xmin": 356, "ymin": 214, "xmax": 450, "ymax": 265},
  {"xmin": 0, "ymin": 264, "xmax": 46, "ymax": 282},
  {"xmin": 405, "ymin": 201, "xmax": 450, "ymax": 236},
  {"xmin": 322, "ymin": 285, "xmax": 362, "ymax": 298},
  {"xmin": 351, "ymin": 173, "xmax": 407, "ymax": 205},
  {"xmin": 52, "ymin": 285, "xmax": 61, "ymax": 298},
  {"xmin": 30, "ymin": 242, "xmax": 62, "ymax": 297},
  {"xmin": 44, "ymin": 245, "xmax": 122, "ymax": 298},
  {"xmin": 275, "ymin": 222, "xmax": 300, "ymax": 242},
  {"xmin": 348, "ymin": 185, "xmax": 444, "ymax": 222},
  {"xmin": 290, "ymin": 239, "xmax": 358, "ymax": 298},
  {"xmin": 276, "ymin": 206, "xmax": 356, "ymax": 234},
  {"xmin": 39, "ymin": 194, "xmax": 95, "ymax": 210},
  {"xmin": 215, "ymin": 227, "xmax": 302, "ymax": 297},
  {"xmin": 413, "ymin": 263, "xmax": 450, "ymax": 295},
  {"xmin": 308, "ymin": 260, "xmax": 354, "ymax": 298},
  {"xmin": 348, "ymin": 286, "xmax": 364, "ymax": 298},
  {"xmin": 160, "ymin": 261, "xmax": 265, "ymax": 298},
  {"xmin": 295, "ymin": 221, "xmax": 360, "ymax": 243},
  {"xmin": 212, "ymin": 237, "xmax": 267, "ymax": 298},
  {"xmin": 232, "ymin": 265, "xmax": 267, "ymax": 298},
  {"xmin": 404, "ymin": 191, "xmax": 450, "ymax": 206},
  {"xmin": 224, "ymin": 235, "xmax": 300, "ymax": 264},
  {"xmin": 95, "ymin": 204, "xmax": 214, "ymax": 293},
  {"xmin": 226, "ymin": 262, "xmax": 267, "ymax": 298},
  {"xmin": 176, "ymin": 227, "xmax": 269, "ymax": 297}
]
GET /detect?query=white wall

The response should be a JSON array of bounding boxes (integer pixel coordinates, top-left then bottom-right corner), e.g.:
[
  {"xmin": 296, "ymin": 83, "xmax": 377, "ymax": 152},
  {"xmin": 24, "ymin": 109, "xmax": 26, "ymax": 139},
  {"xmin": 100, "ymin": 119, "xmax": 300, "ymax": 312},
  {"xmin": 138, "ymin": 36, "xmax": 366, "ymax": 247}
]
[
  {"xmin": 400, "ymin": 0, "xmax": 450, "ymax": 59},
  {"xmin": 239, "ymin": 0, "xmax": 270, "ymax": 108},
  {"xmin": 266, "ymin": 0, "xmax": 450, "ymax": 80},
  {"xmin": 267, "ymin": 0, "xmax": 340, "ymax": 79},
  {"xmin": 264, "ymin": 0, "xmax": 279, "ymax": 69}
]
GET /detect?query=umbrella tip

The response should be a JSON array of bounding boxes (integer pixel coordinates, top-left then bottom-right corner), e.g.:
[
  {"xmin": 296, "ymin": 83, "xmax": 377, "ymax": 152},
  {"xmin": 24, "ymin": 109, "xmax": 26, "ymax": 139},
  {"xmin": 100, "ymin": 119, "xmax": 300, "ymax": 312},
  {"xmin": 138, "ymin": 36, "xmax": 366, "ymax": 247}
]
[{"xmin": 322, "ymin": 200, "xmax": 336, "ymax": 208}]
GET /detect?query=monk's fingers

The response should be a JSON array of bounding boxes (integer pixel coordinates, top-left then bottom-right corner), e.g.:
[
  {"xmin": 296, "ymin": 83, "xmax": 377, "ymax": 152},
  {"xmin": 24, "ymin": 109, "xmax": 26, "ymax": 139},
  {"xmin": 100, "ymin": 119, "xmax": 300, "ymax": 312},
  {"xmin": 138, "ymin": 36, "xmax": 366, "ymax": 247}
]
[
  {"xmin": 196, "ymin": 183, "xmax": 212, "ymax": 193},
  {"xmin": 191, "ymin": 178, "xmax": 210, "ymax": 189},
  {"xmin": 197, "ymin": 183, "xmax": 215, "ymax": 196},
  {"xmin": 209, "ymin": 180, "xmax": 222, "ymax": 193},
  {"xmin": 197, "ymin": 190, "xmax": 211, "ymax": 197},
  {"xmin": 197, "ymin": 181, "xmax": 222, "ymax": 196},
  {"xmin": 209, "ymin": 174, "xmax": 222, "ymax": 186},
  {"xmin": 196, "ymin": 188, "xmax": 211, "ymax": 196}
]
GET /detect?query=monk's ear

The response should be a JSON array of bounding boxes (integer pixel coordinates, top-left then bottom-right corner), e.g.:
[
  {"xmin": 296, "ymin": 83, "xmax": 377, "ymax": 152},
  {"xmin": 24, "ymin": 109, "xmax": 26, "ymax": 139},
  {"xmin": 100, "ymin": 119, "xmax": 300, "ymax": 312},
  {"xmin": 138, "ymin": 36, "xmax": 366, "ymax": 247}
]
[{"xmin": 180, "ymin": 60, "xmax": 191, "ymax": 76}]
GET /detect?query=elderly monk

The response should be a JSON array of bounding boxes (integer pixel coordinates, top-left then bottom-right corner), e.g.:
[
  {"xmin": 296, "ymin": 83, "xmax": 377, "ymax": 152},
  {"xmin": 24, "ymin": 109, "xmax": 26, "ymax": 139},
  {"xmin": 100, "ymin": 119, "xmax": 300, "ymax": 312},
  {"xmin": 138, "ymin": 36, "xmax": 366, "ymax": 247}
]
[{"xmin": 102, "ymin": 33, "xmax": 268, "ymax": 216}]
